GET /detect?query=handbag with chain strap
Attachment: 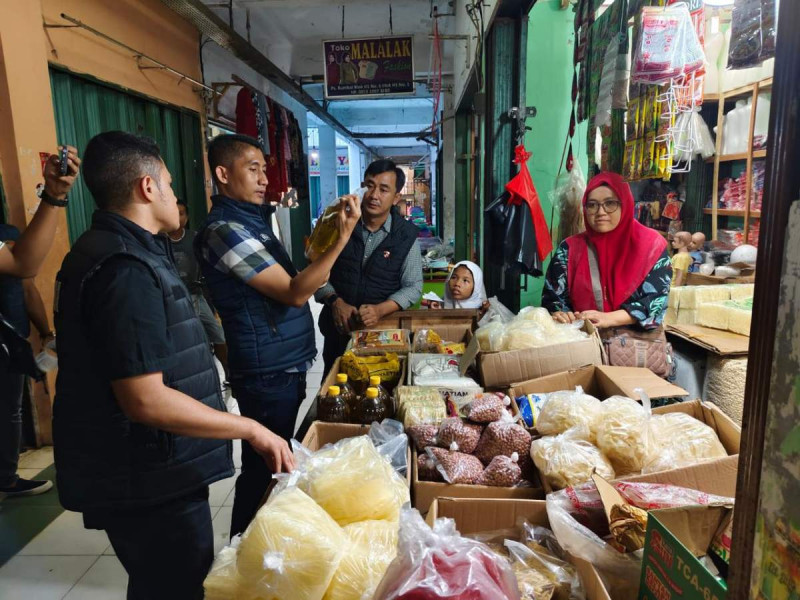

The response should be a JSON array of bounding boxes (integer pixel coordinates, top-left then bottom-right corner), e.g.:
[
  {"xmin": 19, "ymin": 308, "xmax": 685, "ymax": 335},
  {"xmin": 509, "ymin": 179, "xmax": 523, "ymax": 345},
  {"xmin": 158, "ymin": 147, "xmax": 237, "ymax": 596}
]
[{"xmin": 586, "ymin": 243, "xmax": 674, "ymax": 379}]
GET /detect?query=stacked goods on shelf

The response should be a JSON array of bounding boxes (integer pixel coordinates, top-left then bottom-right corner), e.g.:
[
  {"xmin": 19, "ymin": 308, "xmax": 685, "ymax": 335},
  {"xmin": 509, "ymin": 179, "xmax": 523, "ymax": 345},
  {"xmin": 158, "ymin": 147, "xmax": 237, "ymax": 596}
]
[
  {"xmin": 665, "ymin": 283, "xmax": 754, "ymax": 330},
  {"xmin": 697, "ymin": 297, "xmax": 754, "ymax": 336}
]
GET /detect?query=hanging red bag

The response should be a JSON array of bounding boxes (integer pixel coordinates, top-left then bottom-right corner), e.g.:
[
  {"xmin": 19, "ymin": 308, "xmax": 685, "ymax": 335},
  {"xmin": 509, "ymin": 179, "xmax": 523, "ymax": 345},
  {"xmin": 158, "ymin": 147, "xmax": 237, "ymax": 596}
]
[{"xmin": 505, "ymin": 145, "xmax": 553, "ymax": 261}]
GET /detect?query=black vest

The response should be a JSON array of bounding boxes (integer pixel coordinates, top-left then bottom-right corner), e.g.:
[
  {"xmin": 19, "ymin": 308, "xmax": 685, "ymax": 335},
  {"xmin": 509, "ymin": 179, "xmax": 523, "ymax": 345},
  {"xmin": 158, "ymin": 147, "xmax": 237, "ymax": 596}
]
[
  {"xmin": 328, "ymin": 212, "xmax": 419, "ymax": 308},
  {"xmin": 53, "ymin": 211, "xmax": 233, "ymax": 512}
]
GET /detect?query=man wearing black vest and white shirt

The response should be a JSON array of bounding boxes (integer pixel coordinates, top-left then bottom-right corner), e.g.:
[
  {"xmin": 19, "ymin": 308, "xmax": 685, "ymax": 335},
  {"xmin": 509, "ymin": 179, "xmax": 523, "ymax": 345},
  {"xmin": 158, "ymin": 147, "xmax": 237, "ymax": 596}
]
[
  {"xmin": 53, "ymin": 132, "xmax": 296, "ymax": 600},
  {"xmin": 316, "ymin": 159, "xmax": 423, "ymax": 376}
]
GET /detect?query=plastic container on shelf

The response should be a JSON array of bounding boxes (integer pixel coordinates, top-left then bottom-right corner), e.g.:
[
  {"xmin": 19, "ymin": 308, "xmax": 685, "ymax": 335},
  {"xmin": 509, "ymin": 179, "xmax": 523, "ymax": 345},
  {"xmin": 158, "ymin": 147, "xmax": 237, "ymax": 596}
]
[{"xmin": 754, "ymin": 93, "xmax": 771, "ymax": 147}]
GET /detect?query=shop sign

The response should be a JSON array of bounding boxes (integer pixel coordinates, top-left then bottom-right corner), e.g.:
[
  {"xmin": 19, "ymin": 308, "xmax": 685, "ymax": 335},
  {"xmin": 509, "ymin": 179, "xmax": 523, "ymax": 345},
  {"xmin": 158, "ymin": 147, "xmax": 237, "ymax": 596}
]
[
  {"xmin": 308, "ymin": 149, "xmax": 350, "ymax": 176},
  {"xmin": 323, "ymin": 36, "xmax": 415, "ymax": 99}
]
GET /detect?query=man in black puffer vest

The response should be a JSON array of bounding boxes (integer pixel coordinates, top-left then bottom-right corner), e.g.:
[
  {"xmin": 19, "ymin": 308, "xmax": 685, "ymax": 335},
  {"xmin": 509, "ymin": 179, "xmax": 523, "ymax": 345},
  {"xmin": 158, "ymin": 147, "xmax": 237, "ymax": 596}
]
[
  {"xmin": 316, "ymin": 159, "xmax": 423, "ymax": 376},
  {"xmin": 53, "ymin": 132, "xmax": 295, "ymax": 600}
]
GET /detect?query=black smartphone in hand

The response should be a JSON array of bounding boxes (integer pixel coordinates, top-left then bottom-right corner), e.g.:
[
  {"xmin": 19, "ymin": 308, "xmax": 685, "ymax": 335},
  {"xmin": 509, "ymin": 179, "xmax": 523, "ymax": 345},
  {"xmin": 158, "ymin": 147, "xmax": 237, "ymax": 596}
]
[{"xmin": 59, "ymin": 146, "xmax": 69, "ymax": 176}]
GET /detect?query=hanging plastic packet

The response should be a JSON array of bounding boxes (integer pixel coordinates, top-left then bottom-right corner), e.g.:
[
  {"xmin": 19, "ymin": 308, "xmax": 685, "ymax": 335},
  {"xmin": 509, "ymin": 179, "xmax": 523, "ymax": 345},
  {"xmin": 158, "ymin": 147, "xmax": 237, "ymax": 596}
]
[
  {"xmin": 728, "ymin": 0, "xmax": 777, "ymax": 70},
  {"xmin": 632, "ymin": 4, "xmax": 704, "ymax": 85}
]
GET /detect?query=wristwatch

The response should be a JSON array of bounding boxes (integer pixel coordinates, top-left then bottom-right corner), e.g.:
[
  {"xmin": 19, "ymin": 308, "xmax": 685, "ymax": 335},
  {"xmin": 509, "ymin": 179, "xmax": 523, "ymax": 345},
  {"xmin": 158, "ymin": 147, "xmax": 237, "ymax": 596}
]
[
  {"xmin": 38, "ymin": 188, "xmax": 69, "ymax": 207},
  {"xmin": 324, "ymin": 293, "xmax": 339, "ymax": 307}
]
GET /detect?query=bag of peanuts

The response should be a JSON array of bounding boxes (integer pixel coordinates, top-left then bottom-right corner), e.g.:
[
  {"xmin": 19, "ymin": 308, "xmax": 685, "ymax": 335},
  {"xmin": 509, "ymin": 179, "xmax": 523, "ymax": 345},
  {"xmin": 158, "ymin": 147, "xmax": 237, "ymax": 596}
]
[
  {"xmin": 462, "ymin": 392, "xmax": 511, "ymax": 423},
  {"xmin": 407, "ymin": 424, "xmax": 439, "ymax": 453},
  {"xmin": 475, "ymin": 452, "xmax": 522, "ymax": 487},
  {"xmin": 425, "ymin": 446, "xmax": 485, "ymax": 484},
  {"xmin": 436, "ymin": 417, "xmax": 484, "ymax": 454},
  {"xmin": 474, "ymin": 413, "xmax": 532, "ymax": 466},
  {"xmin": 417, "ymin": 453, "xmax": 443, "ymax": 482}
]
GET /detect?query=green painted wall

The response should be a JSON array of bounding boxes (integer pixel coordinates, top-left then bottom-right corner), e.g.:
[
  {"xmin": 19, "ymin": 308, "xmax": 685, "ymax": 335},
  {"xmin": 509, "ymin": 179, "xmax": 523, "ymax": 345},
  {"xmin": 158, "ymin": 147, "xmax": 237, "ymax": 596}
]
[{"xmin": 521, "ymin": 1, "xmax": 589, "ymax": 308}]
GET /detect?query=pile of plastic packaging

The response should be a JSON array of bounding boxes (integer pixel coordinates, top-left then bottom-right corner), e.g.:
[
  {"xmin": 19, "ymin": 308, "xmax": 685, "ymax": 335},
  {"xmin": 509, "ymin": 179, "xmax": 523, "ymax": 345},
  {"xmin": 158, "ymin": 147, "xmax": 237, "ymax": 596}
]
[{"xmin": 475, "ymin": 304, "xmax": 588, "ymax": 352}]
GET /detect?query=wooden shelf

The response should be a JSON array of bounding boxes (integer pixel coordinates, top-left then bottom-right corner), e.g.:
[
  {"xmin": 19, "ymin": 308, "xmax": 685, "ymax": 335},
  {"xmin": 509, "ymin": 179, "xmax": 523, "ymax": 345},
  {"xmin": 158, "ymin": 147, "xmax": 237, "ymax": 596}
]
[
  {"xmin": 703, "ymin": 209, "xmax": 762, "ymax": 217},
  {"xmin": 753, "ymin": 149, "xmax": 767, "ymax": 159},
  {"xmin": 704, "ymin": 149, "xmax": 768, "ymax": 164},
  {"xmin": 719, "ymin": 77, "xmax": 774, "ymax": 101}
]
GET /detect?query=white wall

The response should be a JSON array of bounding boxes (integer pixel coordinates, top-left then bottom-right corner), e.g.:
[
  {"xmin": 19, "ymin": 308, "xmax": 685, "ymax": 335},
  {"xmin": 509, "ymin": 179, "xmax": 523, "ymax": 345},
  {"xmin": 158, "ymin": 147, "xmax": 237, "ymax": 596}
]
[{"xmin": 451, "ymin": 0, "xmax": 500, "ymax": 109}]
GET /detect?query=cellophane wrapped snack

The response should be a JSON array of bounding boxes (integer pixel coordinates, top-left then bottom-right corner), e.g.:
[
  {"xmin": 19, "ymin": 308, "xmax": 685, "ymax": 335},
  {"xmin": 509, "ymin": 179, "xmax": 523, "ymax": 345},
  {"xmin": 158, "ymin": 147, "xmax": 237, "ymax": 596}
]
[
  {"xmin": 475, "ymin": 320, "xmax": 506, "ymax": 351},
  {"xmin": 413, "ymin": 329, "xmax": 464, "ymax": 355},
  {"xmin": 535, "ymin": 387, "xmax": 602, "ymax": 440},
  {"xmin": 546, "ymin": 481, "xmax": 733, "ymax": 600},
  {"xmin": 396, "ymin": 386, "xmax": 447, "ymax": 428},
  {"xmin": 296, "ymin": 436, "xmax": 410, "ymax": 526},
  {"xmin": 236, "ymin": 487, "xmax": 346, "ymax": 600},
  {"xmin": 475, "ymin": 310, "xmax": 588, "ymax": 352},
  {"xmin": 644, "ymin": 412, "xmax": 727, "ymax": 474},
  {"xmin": 373, "ymin": 507, "xmax": 521, "ymax": 600},
  {"xmin": 426, "ymin": 446, "xmax": 485, "ymax": 485},
  {"xmin": 592, "ymin": 395, "xmax": 651, "ymax": 475},
  {"xmin": 436, "ymin": 417, "xmax": 484, "ymax": 454},
  {"xmin": 464, "ymin": 392, "xmax": 511, "ymax": 423},
  {"xmin": 474, "ymin": 415, "xmax": 532, "ymax": 466},
  {"xmin": 324, "ymin": 520, "xmax": 399, "ymax": 600},
  {"xmin": 475, "ymin": 452, "xmax": 522, "ymax": 487},
  {"xmin": 407, "ymin": 423, "xmax": 439, "ymax": 452},
  {"xmin": 632, "ymin": 4, "xmax": 705, "ymax": 84},
  {"xmin": 530, "ymin": 426, "xmax": 615, "ymax": 490},
  {"xmin": 352, "ymin": 329, "xmax": 410, "ymax": 353},
  {"xmin": 417, "ymin": 452, "xmax": 444, "ymax": 482}
]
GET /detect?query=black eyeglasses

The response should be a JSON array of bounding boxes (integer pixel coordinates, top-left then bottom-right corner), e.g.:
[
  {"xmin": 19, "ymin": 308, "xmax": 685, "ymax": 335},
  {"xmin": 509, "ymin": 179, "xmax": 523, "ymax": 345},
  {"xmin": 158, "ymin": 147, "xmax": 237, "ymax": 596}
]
[{"xmin": 585, "ymin": 200, "xmax": 621, "ymax": 215}]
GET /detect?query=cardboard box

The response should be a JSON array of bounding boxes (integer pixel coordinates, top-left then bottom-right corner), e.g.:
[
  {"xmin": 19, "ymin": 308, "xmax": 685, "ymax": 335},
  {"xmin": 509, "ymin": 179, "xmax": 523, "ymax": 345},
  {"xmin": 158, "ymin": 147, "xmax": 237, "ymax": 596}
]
[
  {"xmin": 374, "ymin": 308, "xmax": 480, "ymax": 332},
  {"xmin": 639, "ymin": 504, "xmax": 734, "ymax": 600},
  {"xmin": 667, "ymin": 324, "xmax": 749, "ymax": 356},
  {"xmin": 412, "ymin": 447, "xmax": 544, "ymax": 513},
  {"xmin": 461, "ymin": 321, "xmax": 604, "ymax": 390},
  {"xmin": 427, "ymin": 497, "xmax": 612, "ymax": 600},
  {"xmin": 687, "ymin": 272, "xmax": 755, "ymax": 286},
  {"xmin": 508, "ymin": 365, "xmax": 689, "ymax": 404},
  {"xmin": 301, "ymin": 421, "xmax": 412, "ymax": 486}
]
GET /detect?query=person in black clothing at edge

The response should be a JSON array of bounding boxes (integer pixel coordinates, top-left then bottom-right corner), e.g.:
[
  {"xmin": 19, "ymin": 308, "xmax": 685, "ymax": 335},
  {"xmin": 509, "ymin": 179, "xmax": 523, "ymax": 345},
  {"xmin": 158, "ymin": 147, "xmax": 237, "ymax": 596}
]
[
  {"xmin": 315, "ymin": 159, "xmax": 424, "ymax": 377},
  {"xmin": 52, "ymin": 131, "xmax": 295, "ymax": 600},
  {"xmin": 196, "ymin": 134, "xmax": 361, "ymax": 538}
]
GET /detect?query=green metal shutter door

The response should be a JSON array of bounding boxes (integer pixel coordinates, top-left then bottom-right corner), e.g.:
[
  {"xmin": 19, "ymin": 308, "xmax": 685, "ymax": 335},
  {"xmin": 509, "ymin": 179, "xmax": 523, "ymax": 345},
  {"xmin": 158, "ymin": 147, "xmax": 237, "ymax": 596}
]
[
  {"xmin": 49, "ymin": 68, "xmax": 206, "ymax": 243},
  {"xmin": 336, "ymin": 175, "xmax": 349, "ymax": 197}
]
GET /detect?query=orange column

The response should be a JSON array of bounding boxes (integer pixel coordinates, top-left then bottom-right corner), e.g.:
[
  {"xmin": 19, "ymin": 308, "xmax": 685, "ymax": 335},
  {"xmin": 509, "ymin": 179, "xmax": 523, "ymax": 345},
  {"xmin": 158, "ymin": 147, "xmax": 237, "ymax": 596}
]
[{"xmin": 0, "ymin": 0, "xmax": 68, "ymax": 444}]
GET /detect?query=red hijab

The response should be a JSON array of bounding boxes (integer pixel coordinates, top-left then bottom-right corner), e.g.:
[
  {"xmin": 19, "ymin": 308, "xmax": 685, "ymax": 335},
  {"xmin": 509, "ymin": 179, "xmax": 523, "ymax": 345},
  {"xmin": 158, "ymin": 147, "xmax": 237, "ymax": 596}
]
[{"xmin": 566, "ymin": 172, "xmax": 666, "ymax": 312}]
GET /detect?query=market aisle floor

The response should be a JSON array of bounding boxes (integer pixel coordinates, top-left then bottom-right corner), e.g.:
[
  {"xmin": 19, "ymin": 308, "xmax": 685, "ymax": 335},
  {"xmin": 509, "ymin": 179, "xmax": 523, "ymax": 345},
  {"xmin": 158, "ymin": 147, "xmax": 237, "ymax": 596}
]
[{"xmin": 0, "ymin": 301, "xmax": 326, "ymax": 598}]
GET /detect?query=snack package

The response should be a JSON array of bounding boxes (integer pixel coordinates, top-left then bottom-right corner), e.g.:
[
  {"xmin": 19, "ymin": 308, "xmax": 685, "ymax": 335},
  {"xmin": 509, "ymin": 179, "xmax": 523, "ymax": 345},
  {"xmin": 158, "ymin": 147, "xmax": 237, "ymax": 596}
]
[
  {"xmin": 535, "ymin": 387, "xmax": 602, "ymax": 440},
  {"xmin": 546, "ymin": 481, "xmax": 733, "ymax": 599},
  {"xmin": 352, "ymin": 329, "xmax": 410, "ymax": 354},
  {"xmin": 474, "ymin": 415, "xmax": 532, "ymax": 467},
  {"xmin": 407, "ymin": 424, "xmax": 439, "ymax": 452},
  {"xmin": 291, "ymin": 436, "xmax": 410, "ymax": 526},
  {"xmin": 412, "ymin": 355, "xmax": 478, "ymax": 388},
  {"xmin": 609, "ymin": 504, "xmax": 649, "ymax": 553},
  {"xmin": 436, "ymin": 417, "xmax": 484, "ymax": 454},
  {"xmin": 324, "ymin": 520, "xmax": 399, "ymax": 600},
  {"xmin": 426, "ymin": 446, "xmax": 486, "ymax": 485},
  {"xmin": 644, "ymin": 412, "xmax": 727, "ymax": 474},
  {"xmin": 373, "ymin": 507, "xmax": 521, "ymax": 600},
  {"xmin": 237, "ymin": 487, "xmax": 346, "ymax": 600},
  {"xmin": 728, "ymin": 0, "xmax": 777, "ymax": 70},
  {"xmin": 396, "ymin": 387, "xmax": 447, "ymax": 428},
  {"xmin": 515, "ymin": 394, "xmax": 548, "ymax": 429},
  {"xmin": 592, "ymin": 395, "xmax": 651, "ymax": 475},
  {"xmin": 417, "ymin": 452, "xmax": 444, "ymax": 482},
  {"xmin": 464, "ymin": 392, "xmax": 512, "ymax": 423},
  {"xmin": 475, "ymin": 452, "xmax": 522, "ymax": 487},
  {"xmin": 632, "ymin": 4, "xmax": 705, "ymax": 84},
  {"xmin": 413, "ymin": 329, "xmax": 444, "ymax": 353},
  {"xmin": 530, "ymin": 426, "xmax": 615, "ymax": 490},
  {"xmin": 340, "ymin": 351, "xmax": 402, "ymax": 393}
]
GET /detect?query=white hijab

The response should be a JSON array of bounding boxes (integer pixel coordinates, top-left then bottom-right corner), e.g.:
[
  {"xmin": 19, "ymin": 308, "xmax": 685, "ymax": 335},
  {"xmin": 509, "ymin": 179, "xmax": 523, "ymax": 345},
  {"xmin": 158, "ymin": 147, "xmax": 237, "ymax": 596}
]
[{"xmin": 443, "ymin": 260, "xmax": 487, "ymax": 309}]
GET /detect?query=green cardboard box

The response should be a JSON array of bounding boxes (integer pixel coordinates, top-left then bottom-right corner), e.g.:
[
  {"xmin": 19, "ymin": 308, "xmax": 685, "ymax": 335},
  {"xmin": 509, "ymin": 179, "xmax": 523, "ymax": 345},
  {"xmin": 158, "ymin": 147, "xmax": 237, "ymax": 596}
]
[{"xmin": 639, "ymin": 504, "xmax": 733, "ymax": 600}]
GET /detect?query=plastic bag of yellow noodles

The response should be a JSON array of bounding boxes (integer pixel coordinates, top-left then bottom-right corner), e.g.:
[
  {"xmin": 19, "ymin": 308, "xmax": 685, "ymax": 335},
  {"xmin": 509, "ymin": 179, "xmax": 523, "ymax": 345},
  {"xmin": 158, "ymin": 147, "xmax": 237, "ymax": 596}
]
[
  {"xmin": 324, "ymin": 520, "xmax": 399, "ymax": 600},
  {"xmin": 299, "ymin": 436, "xmax": 410, "ymax": 526},
  {"xmin": 236, "ymin": 487, "xmax": 346, "ymax": 600},
  {"xmin": 203, "ymin": 545, "xmax": 247, "ymax": 600}
]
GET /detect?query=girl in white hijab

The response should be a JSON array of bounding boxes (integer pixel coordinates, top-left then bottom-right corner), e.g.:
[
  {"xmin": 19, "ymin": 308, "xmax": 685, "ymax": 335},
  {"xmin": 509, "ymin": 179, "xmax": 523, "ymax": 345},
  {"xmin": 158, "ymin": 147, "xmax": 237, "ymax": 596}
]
[{"xmin": 443, "ymin": 260, "xmax": 488, "ymax": 309}]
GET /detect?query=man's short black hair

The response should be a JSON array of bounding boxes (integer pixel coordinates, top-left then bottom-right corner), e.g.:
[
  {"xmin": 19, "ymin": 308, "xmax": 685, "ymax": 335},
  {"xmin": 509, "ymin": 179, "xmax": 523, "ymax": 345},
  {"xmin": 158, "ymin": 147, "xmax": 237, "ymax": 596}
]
[
  {"xmin": 82, "ymin": 131, "xmax": 164, "ymax": 211},
  {"xmin": 364, "ymin": 159, "xmax": 405, "ymax": 193},
  {"xmin": 176, "ymin": 198, "xmax": 187, "ymax": 207},
  {"xmin": 207, "ymin": 134, "xmax": 262, "ymax": 183}
]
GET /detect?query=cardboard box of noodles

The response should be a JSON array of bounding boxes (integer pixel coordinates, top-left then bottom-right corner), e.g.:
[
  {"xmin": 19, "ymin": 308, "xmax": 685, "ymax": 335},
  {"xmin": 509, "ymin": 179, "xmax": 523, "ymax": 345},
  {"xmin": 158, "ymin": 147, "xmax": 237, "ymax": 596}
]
[
  {"xmin": 638, "ymin": 503, "xmax": 734, "ymax": 600},
  {"xmin": 461, "ymin": 321, "xmax": 604, "ymax": 390},
  {"xmin": 427, "ymin": 497, "xmax": 612, "ymax": 600},
  {"xmin": 301, "ymin": 421, "xmax": 412, "ymax": 486}
]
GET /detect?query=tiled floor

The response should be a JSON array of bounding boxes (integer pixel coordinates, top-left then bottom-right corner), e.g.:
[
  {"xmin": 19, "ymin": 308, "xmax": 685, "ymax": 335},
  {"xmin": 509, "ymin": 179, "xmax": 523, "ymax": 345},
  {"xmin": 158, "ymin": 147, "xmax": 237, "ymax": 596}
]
[{"xmin": 0, "ymin": 301, "xmax": 327, "ymax": 597}]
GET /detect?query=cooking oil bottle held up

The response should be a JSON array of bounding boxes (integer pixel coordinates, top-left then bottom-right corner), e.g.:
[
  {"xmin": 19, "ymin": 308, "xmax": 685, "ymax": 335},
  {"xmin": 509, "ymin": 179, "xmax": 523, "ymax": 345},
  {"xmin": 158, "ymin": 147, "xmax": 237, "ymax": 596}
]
[
  {"xmin": 353, "ymin": 387, "xmax": 388, "ymax": 425},
  {"xmin": 369, "ymin": 375, "xmax": 394, "ymax": 419},
  {"xmin": 318, "ymin": 385, "xmax": 348, "ymax": 423}
]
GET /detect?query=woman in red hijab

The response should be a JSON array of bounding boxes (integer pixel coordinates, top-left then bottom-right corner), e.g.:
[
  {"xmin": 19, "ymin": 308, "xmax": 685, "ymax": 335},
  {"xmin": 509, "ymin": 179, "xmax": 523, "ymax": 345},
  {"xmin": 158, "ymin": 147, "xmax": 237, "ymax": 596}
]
[{"xmin": 542, "ymin": 172, "xmax": 671, "ymax": 330}]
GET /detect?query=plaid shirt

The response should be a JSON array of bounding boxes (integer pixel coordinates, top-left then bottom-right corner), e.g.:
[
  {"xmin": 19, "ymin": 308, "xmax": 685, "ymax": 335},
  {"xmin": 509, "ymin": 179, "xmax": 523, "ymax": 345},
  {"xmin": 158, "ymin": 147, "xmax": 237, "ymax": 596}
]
[{"xmin": 200, "ymin": 221, "xmax": 276, "ymax": 282}]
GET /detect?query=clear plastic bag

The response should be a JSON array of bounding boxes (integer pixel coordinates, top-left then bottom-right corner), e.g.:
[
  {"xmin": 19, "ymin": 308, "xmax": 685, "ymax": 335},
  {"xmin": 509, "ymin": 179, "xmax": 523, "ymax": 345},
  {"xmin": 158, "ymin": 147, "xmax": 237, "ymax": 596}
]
[
  {"xmin": 463, "ymin": 392, "xmax": 512, "ymax": 423},
  {"xmin": 436, "ymin": 417, "xmax": 484, "ymax": 454},
  {"xmin": 373, "ymin": 507, "xmax": 522, "ymax": 600},
  {"xmin": 592, "ymin": 394, "xmax": 651, "ymax": 476},
  {"xmin": 552, "ymin": 162, "xmax": 587, "ymax": 247},
  {"xmin": 535, "ymin": 386, "xmax": 602, "ymax": 440},
  {"xmin": 643, "ymin": 412, "xmax": 727, "ymax": 474},
  {"xmin": 397, "ymin": 387, "xmax": 448, "ymax": 428},
  {"xmin": 237, "ymin": 487, "xmax": 346, "ymax": 600},
  {"xmin": 632, "ymin": 4, "xmax": 705, "ymax": 84},
  {"xmin": 475, "ymin": 452, "xmax": 522, "ymax": 487},
  {"xmin": 203, "ymin": 544, "xmax": 243, "ymax": 600},
  {"xmin": 546, "ymin": 481, "xmax": 734, "ymax": 600},
  {"xmin": 413, "ymin": 329, "xmax": 444, "ymax": 353},
  {"xmin": 530, "ymin": 426, "xmax": 616, "ymax": 490},
  {"xmin": 325, "ymin": 520, "xmax": 399, "ymax": 600},
  {"xmin": 417, "ymin": 452, "xmax": 444, "ymax": 482},
  {"xmin": 369, "ymin": 419, "xmax": 409, "ymax": 475},
  {"xmin": 474, "ymin": 414, "xmax": 533, "ymax": 467},
  {"xmin": 426, "ymin": 446, "xmax": 485, "ymax": 485},
  {"xmin": 479, "ymin": 297, "xmax": 515, "ymax": 327},
  {"xmin": 728, "ymin": 0, "xmax": 777, "ymax": 70},
  {"xmin": 475, "ymin": 320, "xmax": 507, "ymax": 351}
]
